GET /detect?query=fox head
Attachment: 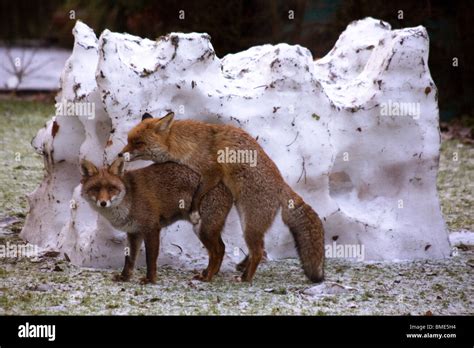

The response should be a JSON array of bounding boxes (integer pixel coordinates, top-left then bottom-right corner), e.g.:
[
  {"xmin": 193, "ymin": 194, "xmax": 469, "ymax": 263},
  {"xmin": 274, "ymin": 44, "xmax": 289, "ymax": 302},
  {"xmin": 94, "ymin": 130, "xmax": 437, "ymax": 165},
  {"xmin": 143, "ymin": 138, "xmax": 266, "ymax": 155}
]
[
  {"xmin": 80, "ymin": 157, "xmax": 126, "ymax": 209},
  {"xmin": 119, "ymin": 112, "xmax": 174, "ymax": 162}
]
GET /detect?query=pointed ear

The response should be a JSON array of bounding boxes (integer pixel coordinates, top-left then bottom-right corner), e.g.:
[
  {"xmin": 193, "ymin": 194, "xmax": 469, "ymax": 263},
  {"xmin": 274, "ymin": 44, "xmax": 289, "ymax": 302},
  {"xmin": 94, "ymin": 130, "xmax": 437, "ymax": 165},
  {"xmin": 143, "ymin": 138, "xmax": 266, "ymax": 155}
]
[
  {"xmin": 142, "ymin": 113, "xmax": 153, "ymax": 121},
  {"xmin": 153, "ymin": 112, "xmax": 174, "ymax": 132},
  {"xmin": 80, "ymin": 159, "xmax": 98, "ymax": 177},
  {"xmin": 108, "ymin": 157, "xmax": 125, "ymax": 176}
]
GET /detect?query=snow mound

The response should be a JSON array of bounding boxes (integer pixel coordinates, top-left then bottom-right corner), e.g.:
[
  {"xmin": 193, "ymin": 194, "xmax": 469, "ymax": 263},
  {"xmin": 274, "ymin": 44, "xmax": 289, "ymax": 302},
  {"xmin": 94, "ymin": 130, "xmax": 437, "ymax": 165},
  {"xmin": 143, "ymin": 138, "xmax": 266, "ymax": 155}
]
[
  {"xmin": 449, "ymin": 230, "xmax": 474, "ymax": 247},
  {"xmin": 21, "ymin": 18, "xmax": 450, "ymax": 268}
]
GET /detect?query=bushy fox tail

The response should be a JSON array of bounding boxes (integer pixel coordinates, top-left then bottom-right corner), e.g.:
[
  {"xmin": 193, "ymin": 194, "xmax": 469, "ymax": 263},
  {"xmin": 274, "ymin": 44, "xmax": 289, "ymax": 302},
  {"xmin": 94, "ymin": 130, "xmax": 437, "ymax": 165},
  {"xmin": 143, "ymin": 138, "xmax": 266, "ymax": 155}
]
[{"xmin": 280, "ymin": 184, "xmax": 324, "ymax": 283}]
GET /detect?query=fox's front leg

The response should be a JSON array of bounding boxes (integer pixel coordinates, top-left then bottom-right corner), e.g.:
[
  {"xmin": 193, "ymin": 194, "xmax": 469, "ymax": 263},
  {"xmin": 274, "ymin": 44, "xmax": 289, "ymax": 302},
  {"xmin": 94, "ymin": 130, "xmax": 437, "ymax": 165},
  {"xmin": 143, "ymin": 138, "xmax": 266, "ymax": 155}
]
[
  {"xmin": 113, "ymin": 233, "xmax": 143, "ymax": 282},
  {"xmin": 190, "ymin": 171, "xmax": 223, "ymax": 225}
]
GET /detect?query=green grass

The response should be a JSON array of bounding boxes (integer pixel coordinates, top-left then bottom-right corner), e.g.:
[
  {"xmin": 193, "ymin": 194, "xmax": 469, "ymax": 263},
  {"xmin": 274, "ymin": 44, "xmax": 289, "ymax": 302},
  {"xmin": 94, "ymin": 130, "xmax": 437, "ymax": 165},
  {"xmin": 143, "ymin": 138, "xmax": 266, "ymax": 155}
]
[
  {"xmin": 438, "ymin": 139, "xmax": 474, "ymax": 231},
  {"xmin": 0, "ymin": 245, "xmax": 471, "ymax": 315},
  {"xmin": 0, "ymin": 100, "xmax": 54, "ymax": 219}
]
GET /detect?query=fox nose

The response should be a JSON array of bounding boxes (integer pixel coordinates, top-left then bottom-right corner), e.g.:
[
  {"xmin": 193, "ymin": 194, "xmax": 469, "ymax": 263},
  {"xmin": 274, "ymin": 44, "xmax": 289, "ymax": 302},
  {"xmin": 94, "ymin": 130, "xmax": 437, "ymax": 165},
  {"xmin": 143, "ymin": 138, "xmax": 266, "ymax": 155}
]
[
  {"xmin": 100, "ymin": 201, "xmax": 107, "ymax": 207},
  {"xmin": 118, "ymin": 153, "xmax": 123, "ymax": 157}
]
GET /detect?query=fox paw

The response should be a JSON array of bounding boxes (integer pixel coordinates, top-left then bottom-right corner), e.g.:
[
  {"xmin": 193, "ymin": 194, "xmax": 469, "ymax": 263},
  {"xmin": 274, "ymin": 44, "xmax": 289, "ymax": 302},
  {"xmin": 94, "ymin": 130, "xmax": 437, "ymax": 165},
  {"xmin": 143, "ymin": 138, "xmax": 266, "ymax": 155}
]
[
  {"xmin": 233, "ymin": 275, "xmax": 243, "ymax": 283},
  {"xmin": 112, "ymin": 273, "xmax": 130, "ymax": 282},
  {"xmin": 193, "ymin": 273, "xmax": 211, "ymax": 282},
  {"xmin": 139, "ymin": 276, "xmax": 156, "ymax": 285},
  {"xmin": 190, "ymin": 211, "xmax": 201, "ymax": 225},
  {"xmin": 234, "ymin": 275, "xmax": 252, "ymax": 283}
]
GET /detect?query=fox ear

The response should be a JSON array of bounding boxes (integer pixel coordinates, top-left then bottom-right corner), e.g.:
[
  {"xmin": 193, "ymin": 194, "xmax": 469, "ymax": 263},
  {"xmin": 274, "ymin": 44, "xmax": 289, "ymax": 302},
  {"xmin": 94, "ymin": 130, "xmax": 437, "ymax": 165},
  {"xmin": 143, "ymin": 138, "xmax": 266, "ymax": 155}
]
[
  {"xmin": 154, "ymin": 112, "xmax": 174, "ymax": 132},
  {"xmin": 80, "ymin": 159, "xmax": 98, "ymax": 177},
  {"xmin": 109, "ymin": 157, "xmax": 125, "ymax": 176},
  {"xmin": 142, "ymin": 113, "xmax": 153, "ymax": 121}
]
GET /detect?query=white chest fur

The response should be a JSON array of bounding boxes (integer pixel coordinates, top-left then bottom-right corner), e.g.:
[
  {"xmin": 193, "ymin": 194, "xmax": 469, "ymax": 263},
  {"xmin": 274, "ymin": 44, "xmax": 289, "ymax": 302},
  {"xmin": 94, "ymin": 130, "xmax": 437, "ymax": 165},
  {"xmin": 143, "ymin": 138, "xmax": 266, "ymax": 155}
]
[{"xmin": 96, "ymin": 199, "xmax": 139, "ymax": 233}]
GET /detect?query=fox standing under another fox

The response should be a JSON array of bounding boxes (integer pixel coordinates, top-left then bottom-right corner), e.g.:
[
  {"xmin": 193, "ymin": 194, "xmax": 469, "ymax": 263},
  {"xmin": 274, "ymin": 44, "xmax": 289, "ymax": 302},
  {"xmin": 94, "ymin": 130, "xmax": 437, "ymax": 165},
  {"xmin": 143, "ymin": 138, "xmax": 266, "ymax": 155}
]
[
  {"xmin": 80, "ymin": 158, "xmax": 233, "ymax": 283},
  {"xmin": 119, "ymin": 112, "xmax": 325, "ymax": 282}
]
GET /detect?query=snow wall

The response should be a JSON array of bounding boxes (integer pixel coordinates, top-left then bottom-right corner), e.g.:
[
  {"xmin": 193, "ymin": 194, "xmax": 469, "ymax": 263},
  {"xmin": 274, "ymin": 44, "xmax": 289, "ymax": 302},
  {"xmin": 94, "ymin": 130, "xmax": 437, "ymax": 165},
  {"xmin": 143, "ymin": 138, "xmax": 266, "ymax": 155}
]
[{"xmin": 21, "ymin": 18, "xmax": 451, "ymax": 269}]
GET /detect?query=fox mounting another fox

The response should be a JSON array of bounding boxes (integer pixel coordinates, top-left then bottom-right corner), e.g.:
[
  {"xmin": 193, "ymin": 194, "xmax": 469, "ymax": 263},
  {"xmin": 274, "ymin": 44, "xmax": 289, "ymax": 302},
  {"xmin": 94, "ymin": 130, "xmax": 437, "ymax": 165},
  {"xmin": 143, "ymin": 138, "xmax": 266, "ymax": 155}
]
[
  {"xmin": 80, "ymin": 158, "xmax": 233, "ymax": 283},
  {"xmin": 119, "ymin": 112, "xmax": 325, "ymax": 283}
]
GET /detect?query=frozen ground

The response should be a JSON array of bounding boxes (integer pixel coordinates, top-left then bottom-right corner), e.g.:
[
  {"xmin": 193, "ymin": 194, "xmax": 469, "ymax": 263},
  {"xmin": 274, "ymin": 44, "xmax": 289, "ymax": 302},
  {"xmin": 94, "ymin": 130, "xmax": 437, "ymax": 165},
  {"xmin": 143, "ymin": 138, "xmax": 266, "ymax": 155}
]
[{"xmin": 0, "ymin": 99, "xmax": 473, "ymax": 315}]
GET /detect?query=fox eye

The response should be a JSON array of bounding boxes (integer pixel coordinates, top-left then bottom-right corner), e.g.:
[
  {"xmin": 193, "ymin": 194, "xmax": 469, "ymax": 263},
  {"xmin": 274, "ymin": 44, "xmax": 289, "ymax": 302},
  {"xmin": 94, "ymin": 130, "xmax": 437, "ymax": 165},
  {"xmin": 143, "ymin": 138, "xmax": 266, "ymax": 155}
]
[{"xmin": 133, "ymin": 141, "xmax": 145, "ymax": 146}]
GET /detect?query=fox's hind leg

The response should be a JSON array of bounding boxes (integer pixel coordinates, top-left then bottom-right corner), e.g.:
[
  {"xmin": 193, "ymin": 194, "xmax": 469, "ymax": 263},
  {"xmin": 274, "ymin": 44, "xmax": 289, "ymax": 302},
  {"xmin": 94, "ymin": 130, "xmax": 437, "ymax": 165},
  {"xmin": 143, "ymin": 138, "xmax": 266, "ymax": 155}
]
[
  {"xmin": 238, "ymin": 228, "xmax": 265, "ymax": 282},
  {"xmin": 236, "ymin": 199, "xmax": 279, "ymax": 282},
  {"xmin": 140, "ymin": 229, "xmax": 160, "ymax": 284},
  {"xmin": 190, "ymin": 169, "xmax": 223, "ymax": 224},
  {"xmin": 194, "ymin": 229, "xmax": 225, "ymax": 282},
  {"xmin": 193, "ymin": 210, "xmax": 226, "ymax": 282},
  {"xmin": 193, "ymin": 183, "xmax": 232, "ymax": 282},
  {"xmin": 113, "ymin": 233, "xmax": 143, "ymax": 282}
]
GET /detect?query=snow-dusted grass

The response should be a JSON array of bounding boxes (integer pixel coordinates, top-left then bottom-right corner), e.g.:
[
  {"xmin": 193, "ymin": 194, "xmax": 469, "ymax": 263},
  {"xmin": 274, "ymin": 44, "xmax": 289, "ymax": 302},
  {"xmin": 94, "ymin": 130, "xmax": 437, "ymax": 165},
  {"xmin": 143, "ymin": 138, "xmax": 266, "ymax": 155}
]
[
  {"xmin": 1, "ymin": 231, "xmax": 472, "ymax": 315},
  {"xmin": 0, "ymin": 99, "xmax": 53, "ymax": 220},
  {"xmin": 438, "ymin": 139, "xmax": 474, "ymax": 231},
  {"xmin": 0, "ymin": 100, "xmax": 472, "ymax": 315}
]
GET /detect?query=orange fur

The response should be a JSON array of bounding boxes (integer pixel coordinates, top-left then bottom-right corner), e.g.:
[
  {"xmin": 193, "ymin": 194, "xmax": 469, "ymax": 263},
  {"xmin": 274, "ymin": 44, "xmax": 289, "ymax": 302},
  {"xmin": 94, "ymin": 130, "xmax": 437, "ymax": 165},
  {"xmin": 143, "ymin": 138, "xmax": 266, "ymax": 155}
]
[
  {"xmin": 120, "ymin": 112, "xmax": 325, "ymax": 282},
  {"xmin": 81, "ymin": 158, "xmax": 232, "ymax": 283}
]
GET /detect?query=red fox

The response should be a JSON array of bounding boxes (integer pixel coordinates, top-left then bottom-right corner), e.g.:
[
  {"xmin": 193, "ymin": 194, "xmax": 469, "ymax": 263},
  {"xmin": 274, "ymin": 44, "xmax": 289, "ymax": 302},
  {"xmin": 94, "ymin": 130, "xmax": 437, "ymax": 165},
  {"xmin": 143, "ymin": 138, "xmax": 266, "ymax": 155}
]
[
  {"xmin": 80, "ymin": 157, "xmax": 233, "ymax": 283},
  {"xmin": 119, "ymin": 112, "xmax": 325, "ymax": 282}
]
